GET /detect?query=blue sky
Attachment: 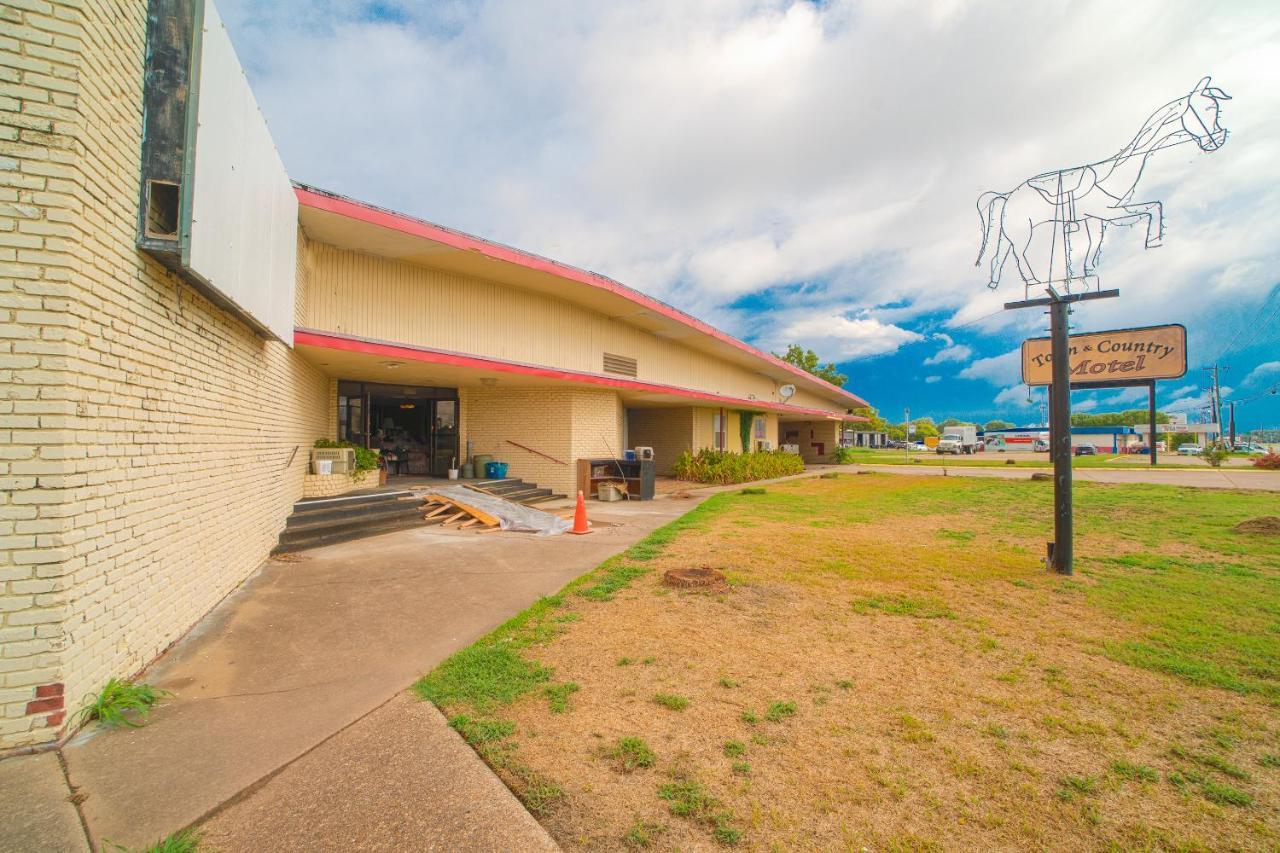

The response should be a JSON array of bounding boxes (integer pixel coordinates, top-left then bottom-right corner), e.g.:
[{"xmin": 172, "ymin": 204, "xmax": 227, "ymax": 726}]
[{"xmin": 220, "ymin": 0, "xmax": 1280, "ymax": 430}]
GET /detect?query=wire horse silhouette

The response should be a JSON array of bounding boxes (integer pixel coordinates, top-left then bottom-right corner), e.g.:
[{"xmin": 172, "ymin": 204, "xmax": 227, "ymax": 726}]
[{"xmin": 976, "ymin": 76, "xmax": 1231, "ymax": 294}]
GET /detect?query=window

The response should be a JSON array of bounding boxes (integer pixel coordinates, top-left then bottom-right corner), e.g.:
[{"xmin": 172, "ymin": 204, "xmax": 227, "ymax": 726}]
[
  {"xmin": 753, "ymin": 416, "xmax": 766, "ymax": 439},
  {"xmin": 712, "ymin": 411, "xmax": 727, "ymax": 451}
]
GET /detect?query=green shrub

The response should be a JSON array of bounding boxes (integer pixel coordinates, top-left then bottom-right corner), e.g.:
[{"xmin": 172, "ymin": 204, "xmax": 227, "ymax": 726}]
[
  {"xmin": 672, "ymin": 449, "xmax": 804, "ymax": 485},
  {"xmin": 834, "ymin": 446, "xmax": 860, "ymax": 464},
  {"xmin": 1201, "ymin": 443, "xmax": 1230, "ymax": 468}
]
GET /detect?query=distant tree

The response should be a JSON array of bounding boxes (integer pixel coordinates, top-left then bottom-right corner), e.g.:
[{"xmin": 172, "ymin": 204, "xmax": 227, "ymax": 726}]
[
  {"xmin": 1071, "ymin": 409, "xmax": 1171, "ymax": 427},
  {"xmin": 1167, "ymin": 432, "xmax": 1197, "ymax": 451},
  {"xmin": 910, "ymin": 418, "xmax": 939, "ymax": 439},
  {"xmin": 849, "ymin": 406, "xmax": 891, "ymax": 433},
  {"xmin": 777, "ymin": 344, "xmax": 847, "ymax": 388},
  {"xmin": 940, "ymin": 418, "xmax": 963, "ymax": 428},
  {"xmin": 985, "ymin": 419, "xmax": 1013, "ymax": 431},
  {"xmin": 886, "ymin": 424, "xmax": 907, "ymax": 441}
]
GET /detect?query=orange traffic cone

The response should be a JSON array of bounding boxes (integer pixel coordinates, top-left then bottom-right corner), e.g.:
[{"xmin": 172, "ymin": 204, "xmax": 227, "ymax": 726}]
[{"xmin": 569, "ymin": 490, "xmax": 593, "ymax": 535}]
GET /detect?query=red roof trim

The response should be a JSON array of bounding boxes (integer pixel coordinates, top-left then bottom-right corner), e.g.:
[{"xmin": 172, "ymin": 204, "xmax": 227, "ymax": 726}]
[
  {"xmin": 295, "ymin": 329, "xmax": 865, "ymax": 421},
  {"xmin": 294, "ymin": 185, "xmax": 869, "ymax": 409}
]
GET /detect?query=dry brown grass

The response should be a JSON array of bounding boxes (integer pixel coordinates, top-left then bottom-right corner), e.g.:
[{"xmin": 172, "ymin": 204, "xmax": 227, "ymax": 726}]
[{"xmin": 425, "ymin": 475, "xmax": 1280, "ymax": 851}]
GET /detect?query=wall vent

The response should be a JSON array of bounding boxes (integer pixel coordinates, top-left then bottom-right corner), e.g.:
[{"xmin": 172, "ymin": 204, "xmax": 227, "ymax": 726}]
[{"xmin": 603, "ymin": 353, "xmax": 638, "ymax": 377}]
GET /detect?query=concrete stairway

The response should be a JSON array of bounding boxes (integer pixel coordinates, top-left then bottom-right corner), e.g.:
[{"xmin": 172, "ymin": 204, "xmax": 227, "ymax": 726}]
[
  {"xmin": 469, "ymin": 477, "xmax": 565, "ymax": 506},
  {"xmin": 274, "ymin": 491, "xmax": 424, "ymax": 553}
]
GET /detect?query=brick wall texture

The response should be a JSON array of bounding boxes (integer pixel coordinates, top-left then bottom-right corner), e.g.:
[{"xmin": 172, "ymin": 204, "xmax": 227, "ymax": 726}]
[
  {"xmin": 462, "ymin": 386, "xmax": 623, "ymax": 496},
  {"xmin": 0, "ymin": 0, "xmax": 328, "ymax": 751}
]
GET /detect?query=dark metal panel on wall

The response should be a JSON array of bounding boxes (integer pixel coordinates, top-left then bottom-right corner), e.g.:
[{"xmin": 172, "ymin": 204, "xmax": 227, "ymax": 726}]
[{"xmin": 136, "ymin": 0, "xmax": 198, "ymax": 263}]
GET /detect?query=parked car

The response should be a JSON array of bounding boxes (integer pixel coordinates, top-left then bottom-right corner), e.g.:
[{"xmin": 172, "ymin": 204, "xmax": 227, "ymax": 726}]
[
  {"xmin": 1234, "ymin": 443, "xmax": 1266, "ymax": 455},
  {"xmin": 1033, "ymin": 439, "xmax": 1049, "ymax": 452},
  {"xmin": 1073, "ymin": 445, "xmax": 1097, "ymax": 456},
  {"xmin": 1177, "ymin": 444, "xmax": 1203, "ymax": 456},
  {"xmin": 910, "ymin": 442, "xmax": 928, "ymax": 452}
]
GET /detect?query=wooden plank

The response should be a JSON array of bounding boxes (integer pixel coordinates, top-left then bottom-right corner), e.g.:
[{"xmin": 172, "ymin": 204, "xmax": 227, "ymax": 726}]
[
  {"xmin": 440, "ymin": 511, "xmax": 467, "ymax": 526},
  {"xmin": 425, "ymin": 505, "xmax": 451, "ymax": 519}
]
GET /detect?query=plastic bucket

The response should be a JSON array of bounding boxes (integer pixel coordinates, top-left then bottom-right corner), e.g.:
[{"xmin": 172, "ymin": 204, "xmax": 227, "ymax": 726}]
[
  {"xmin": 484, "ymin": 461, "xmax": 499, "ymax": 479},
  {"xmin": 492, "ymin": 462, "xmax": 509, "ymax": 479},
  {"xmin": 314, "ymin": 459, "xmax": 333, "ymax": 476}
]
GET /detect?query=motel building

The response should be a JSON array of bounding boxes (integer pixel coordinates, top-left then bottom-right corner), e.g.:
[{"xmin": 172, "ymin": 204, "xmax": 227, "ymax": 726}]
[
  {"xmin": 0, "ymin": 1, "xmax": 868, "ymax": 752},
  {"xmin": 982, "ymin": 426, "xmax": 1144, "ymax": 454}
]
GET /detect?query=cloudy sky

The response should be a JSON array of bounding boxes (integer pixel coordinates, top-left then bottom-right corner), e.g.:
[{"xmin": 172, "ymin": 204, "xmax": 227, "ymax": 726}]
[{"xmin": 221, "ymin": 0, "xmax": 1280, "ymax": 430}]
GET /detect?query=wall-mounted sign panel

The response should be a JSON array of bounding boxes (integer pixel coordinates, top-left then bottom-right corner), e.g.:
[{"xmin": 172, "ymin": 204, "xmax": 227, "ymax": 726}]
[
  {"xmin": 137, "ymin": 0, "xmax": 296, "ymax": 345},
  {"xmin": 184, "ymin": 0, "xmax": 296, "ymax": 345},
  {"xmin": 1021, "ymin": 324, "xmax": 1186, "ymax": 387}
]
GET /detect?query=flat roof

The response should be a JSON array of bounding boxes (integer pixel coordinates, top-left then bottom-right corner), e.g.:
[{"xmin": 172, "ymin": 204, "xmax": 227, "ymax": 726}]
[{"xmin": 293, "ymin": 183, "xmax": 868, "ymax": 411}]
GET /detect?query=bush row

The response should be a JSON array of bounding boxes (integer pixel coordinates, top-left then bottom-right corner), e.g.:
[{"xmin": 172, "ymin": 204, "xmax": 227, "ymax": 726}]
[{"xmin": 672, "ymin": 449, "xmax": 805, "ymax": 485}]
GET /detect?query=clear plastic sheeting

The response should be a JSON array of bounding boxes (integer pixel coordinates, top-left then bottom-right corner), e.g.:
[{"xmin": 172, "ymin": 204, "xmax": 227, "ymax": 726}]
[{"xmin": 423, "ymin": 485, "xmax": 571, "ymax": 536}]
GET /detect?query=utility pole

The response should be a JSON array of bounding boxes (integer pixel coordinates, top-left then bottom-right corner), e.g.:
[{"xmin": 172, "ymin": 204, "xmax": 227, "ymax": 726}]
[
  {"xmin": 1203, "ymin": 365, "xmax": 1227, "ymax": 442},
  {"xmin": 1228, "ymin": 401, "xmax": 1236, "ymax": 447}
]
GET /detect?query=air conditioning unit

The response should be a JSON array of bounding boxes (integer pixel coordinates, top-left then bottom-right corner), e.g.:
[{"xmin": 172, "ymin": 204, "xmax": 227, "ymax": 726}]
[
  {"xmin": 758, "ymin": 440, "xmax": 772, "ymax": 451},
  {"xmin": 634, "ymin": 446, "xmax": 655, "ymax": 461}
]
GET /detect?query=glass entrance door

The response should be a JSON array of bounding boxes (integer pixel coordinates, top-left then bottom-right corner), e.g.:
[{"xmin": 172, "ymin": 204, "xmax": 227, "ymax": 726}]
[
  {"xmin": 337, "ymin": 381, "xmax": 458, "ymax": 478},
  {"xmin": 428, "ymin": 400, "xmax": 457, "ymax": 477}
]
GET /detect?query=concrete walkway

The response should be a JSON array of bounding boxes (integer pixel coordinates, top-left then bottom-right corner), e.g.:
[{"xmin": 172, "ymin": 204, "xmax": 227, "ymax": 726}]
[
  {"xmin": 57, "ymin": 496, "xmax": 705, "ymax": 850},
  {"xmin": 852, "ymin": 462, "xmax": 1280, "ymax": 490}
]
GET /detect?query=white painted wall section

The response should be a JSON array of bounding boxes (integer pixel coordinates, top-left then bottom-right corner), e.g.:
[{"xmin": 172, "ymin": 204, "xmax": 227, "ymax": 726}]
[{"xmin": 186, "ymin": 0, "xmax": 297, "ymax": 344}]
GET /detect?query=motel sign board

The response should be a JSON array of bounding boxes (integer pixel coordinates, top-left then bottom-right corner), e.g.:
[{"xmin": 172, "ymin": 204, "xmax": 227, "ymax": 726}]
[{"xmin": 1021, "ymin": 324, "xmax": 1187, "ymax": 387}]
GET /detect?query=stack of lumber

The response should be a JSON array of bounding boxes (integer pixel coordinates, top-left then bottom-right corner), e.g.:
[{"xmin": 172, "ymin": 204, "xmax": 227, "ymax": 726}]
[{"xmin": 421, "ymin": 492, "xmax": 502, "ymax": 531}]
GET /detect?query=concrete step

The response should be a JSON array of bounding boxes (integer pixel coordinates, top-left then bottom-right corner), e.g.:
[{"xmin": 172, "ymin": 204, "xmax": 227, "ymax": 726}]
[
  {"xmin": 285, "ymin": 498, "xmax": 421, "ymax": 530},
  {"xmin": 291, "ymin": 490, "xmax": 412, "ymax": 516},
  {"xmin": 273, "ymin": 513, "xmax": 428, "ymax": 553}
]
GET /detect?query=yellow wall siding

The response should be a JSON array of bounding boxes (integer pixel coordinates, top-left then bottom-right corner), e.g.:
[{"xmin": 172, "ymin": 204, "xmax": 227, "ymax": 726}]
[{"xmin": 301, "ymin": 243, "xmax": 848, "ymax": 413}]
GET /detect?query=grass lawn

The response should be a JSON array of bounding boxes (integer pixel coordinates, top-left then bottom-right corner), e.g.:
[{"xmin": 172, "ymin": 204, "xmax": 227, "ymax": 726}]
[
  {"xmin": 840, "ymin": 448, "xmax": 1244, "ymax": 469},
  {"xmin": 416, "ymin": 474, "xmax": 1280, "ymax": 850}
]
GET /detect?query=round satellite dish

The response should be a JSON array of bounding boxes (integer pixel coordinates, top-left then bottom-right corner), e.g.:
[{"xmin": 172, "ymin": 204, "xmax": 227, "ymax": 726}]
[{"xmin": 779, "ymin": 384, "xmax": 796, "ymax": 400}]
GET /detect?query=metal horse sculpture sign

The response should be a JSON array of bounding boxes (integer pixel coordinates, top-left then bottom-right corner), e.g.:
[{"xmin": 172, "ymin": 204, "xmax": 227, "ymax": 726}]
[{"xmin": 975, "ymin": 76, "xmax": 1231, "ymax": 292}]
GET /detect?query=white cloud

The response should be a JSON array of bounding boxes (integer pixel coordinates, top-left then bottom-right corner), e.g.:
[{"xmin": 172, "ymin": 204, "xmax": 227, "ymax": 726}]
[
  {"xmin": 959, "ymin": 349, "xmax": 1021, "ymax": 385},
  {"xmin": 993, "ymin": 384, "xmax": 1032, "ymax": 408},
  {"xmin": 1244, "ymin": 361, "xmax": 1280, "ymax": 385},
  {"xmin": 924, "ymin": 342, "xmax": 973, "ymax": 365},
  {"xmin": 771, "ymin": 313, "xmax": 922, "ymax": 359},
  {"xmin": 216, "ymin": 0, "xmax": 1280, "ymax": 380},
  {"xmin": 925, "ymin": 375, "xmax": 941, "ymax": 384}
]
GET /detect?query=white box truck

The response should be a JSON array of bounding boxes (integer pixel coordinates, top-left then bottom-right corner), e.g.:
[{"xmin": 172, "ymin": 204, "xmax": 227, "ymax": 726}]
[{"xmin": 936, "ymin": 425, "xmax": 979, "ymax": 455}]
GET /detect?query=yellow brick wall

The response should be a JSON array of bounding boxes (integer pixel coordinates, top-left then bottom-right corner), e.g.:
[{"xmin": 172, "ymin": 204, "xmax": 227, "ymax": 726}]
[
  {"xmin": 0, "ymin": 0, "xmax": 329, "ymax": 751},
  {"xmin": 626, "ymin": 408, "xmax": 694, "ymax": 474},
  {"xmin": 460, "ymin": 386, "xmax": 621, "ymax": 495}
]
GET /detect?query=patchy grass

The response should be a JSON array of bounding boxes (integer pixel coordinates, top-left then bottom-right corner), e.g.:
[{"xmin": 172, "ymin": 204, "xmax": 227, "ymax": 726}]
[
  {"xmin": 764, "ymin": 700, "xmax": 797, "ymax": 722},
  {"xmin": 106, "ymin": 830, "xmax": 201, "ymax": 853},
  {"xmin": 416, "ymin": 474, "xmax": 1280, "ymax": 850},
  {"xmin": 606, "ymin": 736, "xmax": 657, "ymax": 772},
  {"xmin": 652, "ymin": 693, "xmax": 690, "ymax": 711},
  {"xmin": 852, "ymin": 594, "xmax": 955, "ymax": 619},
  {"xmin": 75, "ymin": 678, "xmax": 169, "ymax": 729}
]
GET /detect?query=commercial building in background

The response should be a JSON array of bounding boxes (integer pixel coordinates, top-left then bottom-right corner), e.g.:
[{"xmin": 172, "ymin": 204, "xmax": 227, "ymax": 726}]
[
  {"xmin": 981, "ymin": 426, "xmax": 1143, "ymax": 453},
  {"xmin": 0, "ymin": 0, "xmax": 868, "ymax": 752}
]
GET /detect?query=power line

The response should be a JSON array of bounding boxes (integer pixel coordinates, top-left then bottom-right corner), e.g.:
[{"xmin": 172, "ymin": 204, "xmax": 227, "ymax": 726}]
[{"xmin": 1214, "ymin": 284, "xmax": 1280, "ymax": 363}]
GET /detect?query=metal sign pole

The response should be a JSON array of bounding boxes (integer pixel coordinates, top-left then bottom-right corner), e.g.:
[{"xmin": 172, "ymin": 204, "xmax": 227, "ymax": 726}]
[
  {"xmin": 1149, "ymin": 380, "xmax": 1158, "ymax": 467},
  {"xmin": 1048, "ymin": 297, "xmax": 1073, "ymax": 574}
]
